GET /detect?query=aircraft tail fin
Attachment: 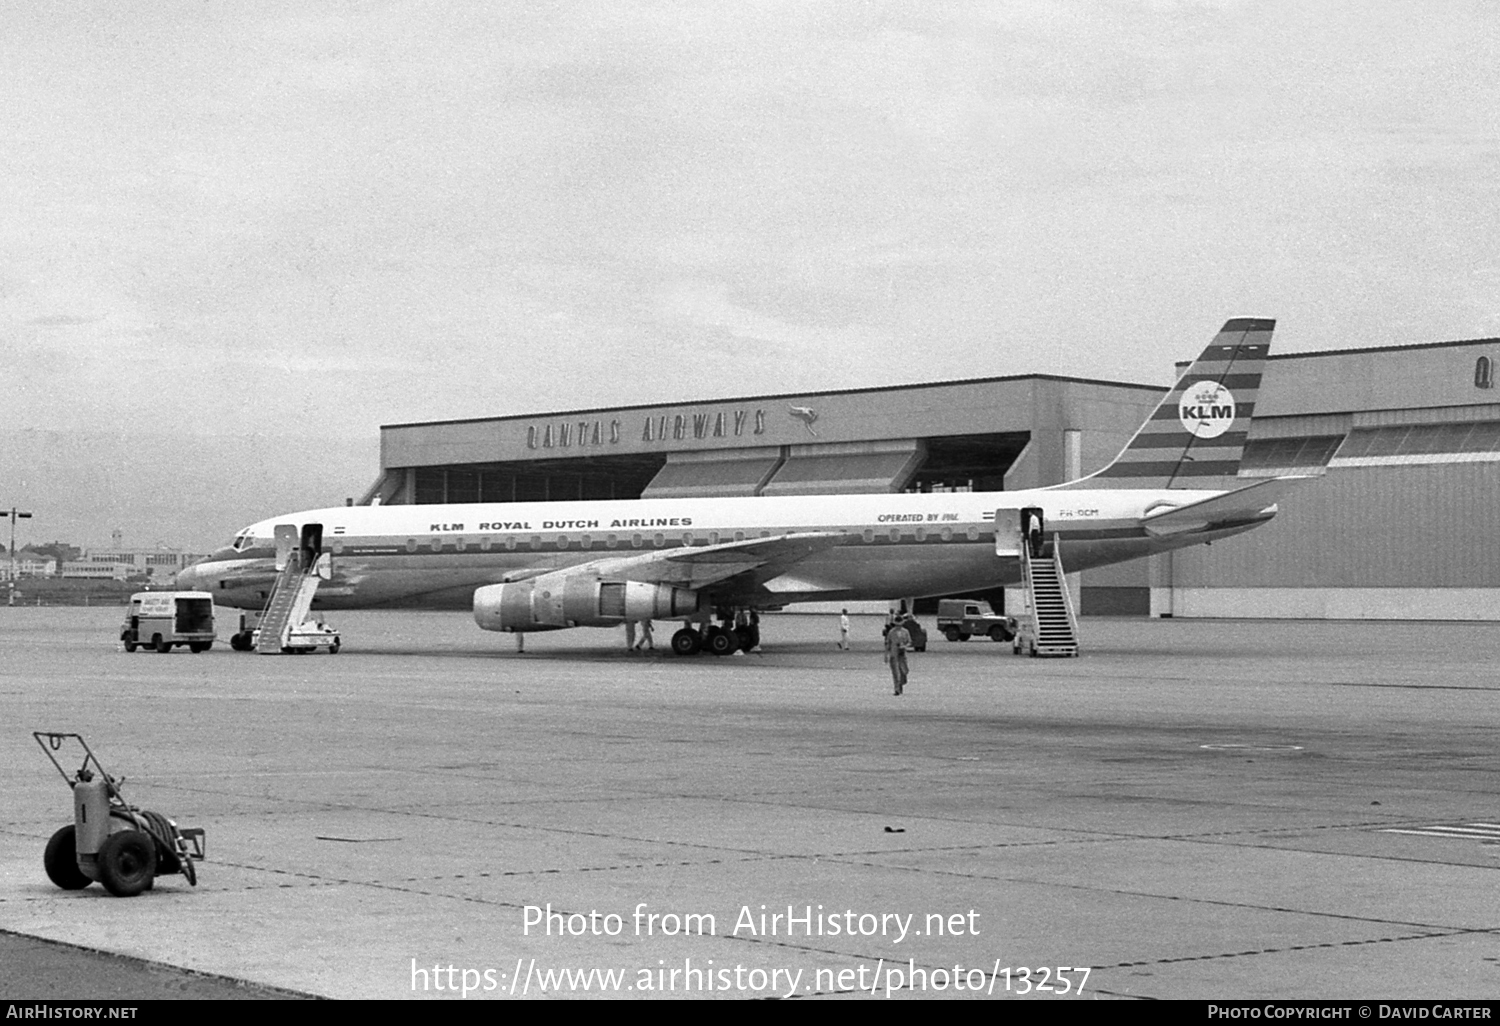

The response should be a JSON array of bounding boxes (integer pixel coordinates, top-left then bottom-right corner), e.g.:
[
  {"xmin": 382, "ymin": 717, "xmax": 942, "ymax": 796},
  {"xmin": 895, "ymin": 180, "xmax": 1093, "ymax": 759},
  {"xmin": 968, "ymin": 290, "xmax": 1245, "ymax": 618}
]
[{"xmin": 1059, "ymin": 318, "xmax": 1274, "ymax": 490}]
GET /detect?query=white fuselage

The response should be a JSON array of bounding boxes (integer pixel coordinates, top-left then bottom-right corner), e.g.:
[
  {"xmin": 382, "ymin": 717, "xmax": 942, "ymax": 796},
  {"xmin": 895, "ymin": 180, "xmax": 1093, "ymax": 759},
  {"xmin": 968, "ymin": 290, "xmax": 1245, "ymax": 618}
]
[{"xmin": 178, "ymin": 486, "xmax": 1268, "ymax": 613}]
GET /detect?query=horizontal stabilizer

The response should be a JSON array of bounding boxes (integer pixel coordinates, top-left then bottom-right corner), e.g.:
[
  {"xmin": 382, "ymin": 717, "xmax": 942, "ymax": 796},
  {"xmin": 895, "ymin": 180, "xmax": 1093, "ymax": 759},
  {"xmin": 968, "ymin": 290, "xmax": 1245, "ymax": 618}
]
[{"xmin": 1141, "ymin": 476, "xmax": 1310, "ymax": 537}]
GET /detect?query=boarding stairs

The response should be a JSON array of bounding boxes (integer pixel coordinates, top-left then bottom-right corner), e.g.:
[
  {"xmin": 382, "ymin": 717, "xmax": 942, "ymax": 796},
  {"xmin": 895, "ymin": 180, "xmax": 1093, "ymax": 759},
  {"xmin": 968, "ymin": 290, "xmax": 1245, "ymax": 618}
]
[
  {"xmin": 255, "ymin": 551, "xmax": 322, "ymax": 654},
  {"xmin": 1019, "ymin": 536, "xmax": 1079, "ymax": 657}
]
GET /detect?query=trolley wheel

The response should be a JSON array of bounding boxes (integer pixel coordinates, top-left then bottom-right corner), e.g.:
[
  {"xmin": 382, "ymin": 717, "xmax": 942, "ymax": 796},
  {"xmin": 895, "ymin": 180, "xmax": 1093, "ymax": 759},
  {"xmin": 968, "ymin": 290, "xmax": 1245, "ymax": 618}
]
[
  {"xmin": 670, "ymin": 628, "xmax": 702, "ymax": 656},
  {"xmin": 43, "ymin": 826, "xmax": 92, "ymax": 890},
  {"xmin": 122, "ymin": 640, "xmax": 137, "ymax": 653},
  {"xmin": 153, "ymin": 634, "xmax": 171, "ymax": 654},
  {"xmin": 97, "ymin": 830, "xmax": 157, "ymax": 897}
]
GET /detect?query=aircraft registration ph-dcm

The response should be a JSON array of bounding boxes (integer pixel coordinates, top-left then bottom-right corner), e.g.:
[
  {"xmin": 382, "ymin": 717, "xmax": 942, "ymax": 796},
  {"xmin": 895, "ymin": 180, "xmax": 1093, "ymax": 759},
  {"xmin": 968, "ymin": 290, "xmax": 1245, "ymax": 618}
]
[{"xmin": 177, "ymin": 319, "xmax": 1310, "ymax": 655}]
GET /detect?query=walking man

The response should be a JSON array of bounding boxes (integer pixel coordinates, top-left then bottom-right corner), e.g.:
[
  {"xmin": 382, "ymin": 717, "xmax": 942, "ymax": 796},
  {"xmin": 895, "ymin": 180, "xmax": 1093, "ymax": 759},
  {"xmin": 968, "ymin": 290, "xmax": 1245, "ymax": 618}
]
[
  {"xmin": 634, "ymin": 619, "xmax": 655, "ymax": 651},
  {"xmin": 839, "ymin": 608, "xmax": 851, "ymax": 650},
  {"xmin": 885, "ymin": 617, "xmax": 910, "ymax": 696}
]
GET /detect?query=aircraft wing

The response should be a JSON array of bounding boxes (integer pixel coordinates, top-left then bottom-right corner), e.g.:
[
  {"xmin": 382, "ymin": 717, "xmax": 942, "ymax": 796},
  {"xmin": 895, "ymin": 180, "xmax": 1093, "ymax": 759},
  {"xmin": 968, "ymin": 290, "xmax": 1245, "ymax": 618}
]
[
  {"xmin": 542, "ymin": 531, "xmax": 848, "ymax": 593},
  {"xmin": 1142, "ymin": 477, "xmax": 1312, "ymax": 538}
]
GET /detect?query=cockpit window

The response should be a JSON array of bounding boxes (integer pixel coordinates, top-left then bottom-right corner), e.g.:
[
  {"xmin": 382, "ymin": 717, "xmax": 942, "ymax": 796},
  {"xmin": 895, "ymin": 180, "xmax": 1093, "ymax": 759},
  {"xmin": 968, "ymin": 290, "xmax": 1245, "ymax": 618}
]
[{"xmin": 232, "ymin": 532, "xmax": 255, "ymax": 552}]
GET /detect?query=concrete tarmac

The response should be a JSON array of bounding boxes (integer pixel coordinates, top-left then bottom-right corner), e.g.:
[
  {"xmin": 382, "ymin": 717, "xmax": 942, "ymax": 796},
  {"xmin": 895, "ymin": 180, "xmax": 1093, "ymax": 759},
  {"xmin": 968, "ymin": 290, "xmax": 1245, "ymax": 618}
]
[{"xmin": 2, "ymin": 607, "xmax": 1499, "ymax": 1000}]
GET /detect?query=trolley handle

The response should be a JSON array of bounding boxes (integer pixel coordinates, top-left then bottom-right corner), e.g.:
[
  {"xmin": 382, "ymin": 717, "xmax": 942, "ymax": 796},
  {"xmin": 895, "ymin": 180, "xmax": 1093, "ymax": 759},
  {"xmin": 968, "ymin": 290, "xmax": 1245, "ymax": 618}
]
[{"xmin": 31, "ymin": 731, "xmax": 116, "ymax": 791}]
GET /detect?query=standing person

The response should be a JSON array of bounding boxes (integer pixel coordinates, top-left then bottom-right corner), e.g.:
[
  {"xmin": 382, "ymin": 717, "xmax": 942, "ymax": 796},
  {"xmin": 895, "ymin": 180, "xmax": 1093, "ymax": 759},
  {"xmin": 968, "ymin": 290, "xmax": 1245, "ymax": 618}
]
[
  {"xmin": 838, "ymin": 608, "xmax": 851, "ymax": 650},
  {"xmin": 515, "ymin": 632, "xmax": 525, "ymax": 654},
  {"xmin": 634, "ymin": 619, "xmax": 655, "ymax": 651},
  {"xmin": 625, "ymin": 620, "xmax": 637, "ymax": 651},
  {"xmin": 885, "ymin": 618, "xmax": 910, "ymax": 696},
  {"xmin": 1025, "ymin": 511, "xmax": 1044, "ymax": 558}
]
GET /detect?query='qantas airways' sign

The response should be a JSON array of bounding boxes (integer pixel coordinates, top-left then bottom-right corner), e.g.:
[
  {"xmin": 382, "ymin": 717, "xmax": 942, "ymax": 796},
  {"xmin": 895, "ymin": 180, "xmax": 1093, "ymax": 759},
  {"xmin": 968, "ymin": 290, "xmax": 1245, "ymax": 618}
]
[{"xmin": 526, "ymin": 408, "xmax": 770, "ymax": 450}]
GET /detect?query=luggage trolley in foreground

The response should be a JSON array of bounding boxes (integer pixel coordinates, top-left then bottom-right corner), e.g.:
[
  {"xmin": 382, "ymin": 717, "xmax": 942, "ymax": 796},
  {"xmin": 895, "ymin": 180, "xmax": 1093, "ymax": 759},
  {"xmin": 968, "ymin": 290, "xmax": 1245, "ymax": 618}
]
[{"xmin": 34, "ymin": 731, "xmax": 204, "ymax": 896}]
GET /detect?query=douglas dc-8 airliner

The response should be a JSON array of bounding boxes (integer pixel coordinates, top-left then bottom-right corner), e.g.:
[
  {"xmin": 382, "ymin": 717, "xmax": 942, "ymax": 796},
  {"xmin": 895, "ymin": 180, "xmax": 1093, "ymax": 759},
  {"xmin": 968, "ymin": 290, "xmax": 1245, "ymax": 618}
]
[{"xmin": 177, "ymin": 319, "xmax": 1308, "ymax": 654}]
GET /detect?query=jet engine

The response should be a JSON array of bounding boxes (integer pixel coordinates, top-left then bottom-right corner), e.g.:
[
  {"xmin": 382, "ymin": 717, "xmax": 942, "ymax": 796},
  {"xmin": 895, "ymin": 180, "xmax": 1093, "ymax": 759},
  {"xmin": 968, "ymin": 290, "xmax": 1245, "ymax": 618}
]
[{"xmin": 473, "ymin": 574, "xmax": 702, "ymax": 632}]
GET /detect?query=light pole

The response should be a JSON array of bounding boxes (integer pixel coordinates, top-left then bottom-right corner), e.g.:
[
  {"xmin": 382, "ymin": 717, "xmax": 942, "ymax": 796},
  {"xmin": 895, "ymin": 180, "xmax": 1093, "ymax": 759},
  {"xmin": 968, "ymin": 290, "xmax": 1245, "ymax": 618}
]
[{"xmin": 4, "ymin": 507, "xmax": 33, "ymax": 606}]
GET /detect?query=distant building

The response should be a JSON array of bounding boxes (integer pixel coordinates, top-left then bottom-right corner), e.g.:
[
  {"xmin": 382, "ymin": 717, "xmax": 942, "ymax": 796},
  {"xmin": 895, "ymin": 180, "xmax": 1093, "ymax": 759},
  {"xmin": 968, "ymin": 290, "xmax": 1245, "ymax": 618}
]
[
  {"xmin": 79, "ymin": 547, "xmax": 209, "ymax": 581},
  {"xmin": 59, "ymin": 561, "xmax": 127, "ymax": 581},
  {"xmin": 0, "ymin": 550, "xmax": 58, "ymax": 580}
]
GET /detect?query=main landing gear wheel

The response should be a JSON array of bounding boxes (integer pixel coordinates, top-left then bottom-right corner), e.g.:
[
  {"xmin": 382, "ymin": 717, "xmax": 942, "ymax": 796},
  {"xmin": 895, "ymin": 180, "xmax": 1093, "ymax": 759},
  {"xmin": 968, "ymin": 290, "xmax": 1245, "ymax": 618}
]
[
  {"xmin": 734, "ymin": 626, "xmax": 758, "ymax": 652},
  {"xmin": 706, "ymin": 627, "xmax": 738, "ymax": 656},
  {"xmin": 43, "ymin": 826, "xmax": 91, "ymax": 890},
  {"xmin": 671, "ymin": 628, "xmax": 702, "ymax": 656},
  {"xmin": 96, "ymin": 830, "xmax": 157, "ymax": 897}
]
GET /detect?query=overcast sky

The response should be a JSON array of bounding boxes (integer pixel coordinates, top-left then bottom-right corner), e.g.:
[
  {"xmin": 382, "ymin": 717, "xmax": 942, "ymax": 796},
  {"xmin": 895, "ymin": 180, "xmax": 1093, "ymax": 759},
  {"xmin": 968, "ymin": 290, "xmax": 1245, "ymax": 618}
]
[{"xmin": 3, "ymin": 0, "xmax": 1498, "ymax": 550}]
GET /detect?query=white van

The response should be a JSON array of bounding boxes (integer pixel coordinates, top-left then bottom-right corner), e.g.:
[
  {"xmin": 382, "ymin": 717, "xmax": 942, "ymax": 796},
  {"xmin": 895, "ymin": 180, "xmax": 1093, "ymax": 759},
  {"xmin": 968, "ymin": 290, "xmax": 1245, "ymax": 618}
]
[{"xmin": 120, "ymin": 591, "xmax": 216, "ymax": 653}]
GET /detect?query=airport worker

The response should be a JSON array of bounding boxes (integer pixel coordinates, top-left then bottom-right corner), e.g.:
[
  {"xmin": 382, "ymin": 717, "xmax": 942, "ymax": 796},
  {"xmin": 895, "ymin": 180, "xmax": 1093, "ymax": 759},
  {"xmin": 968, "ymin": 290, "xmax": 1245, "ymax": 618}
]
[
  {"xmin": 515, "ymin": 632, "xmax": 525, "ymax": 653},
  {"xmin": 1025, "ymin": 511, "xmax": 1043, "ymax": 558},
  {"xmin": 885, "ymin": 619, "xmax": 911, "ymax": 696},
  {"xmin": 634, "ymin": 619, "xmax": 655, "ymax": 651},
  {"xmin": 626, "ymin": 620, "xmax": 637, "ymax": 651},
  {"xmin": 839, "ymin": 609, "xmax": 851, "ymax": 650}
]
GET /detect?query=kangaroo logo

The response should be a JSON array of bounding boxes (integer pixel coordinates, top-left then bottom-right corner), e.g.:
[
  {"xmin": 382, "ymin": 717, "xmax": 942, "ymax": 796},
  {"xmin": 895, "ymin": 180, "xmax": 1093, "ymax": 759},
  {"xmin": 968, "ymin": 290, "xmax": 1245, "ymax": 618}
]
[
  {"xmin": 788, "ymin": 405, "xmax": 819, "ymax": 437},
  {"xmin": 1177, "ymin": 381, "xmax": 1236, "ymax": 439}
]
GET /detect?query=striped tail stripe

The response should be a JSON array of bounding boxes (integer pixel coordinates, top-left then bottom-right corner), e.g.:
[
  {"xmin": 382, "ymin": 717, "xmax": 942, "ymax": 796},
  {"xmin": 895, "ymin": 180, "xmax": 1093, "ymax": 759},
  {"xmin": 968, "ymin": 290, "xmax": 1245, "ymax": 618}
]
[{"xmin": 1070, "ymin": 318, "xmax": 1273, "ymax": 490}]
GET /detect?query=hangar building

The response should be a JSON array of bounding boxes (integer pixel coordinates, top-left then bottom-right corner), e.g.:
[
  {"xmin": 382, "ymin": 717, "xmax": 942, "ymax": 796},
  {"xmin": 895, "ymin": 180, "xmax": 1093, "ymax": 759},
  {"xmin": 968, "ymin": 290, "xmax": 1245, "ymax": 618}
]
[
  {"xmin": 363, "ymin": 335, "xmax": 1500, "ymax": 621},
  {"xmin": 1155, "ymin": 338, "xmax": 1500, "ymax": 620}
]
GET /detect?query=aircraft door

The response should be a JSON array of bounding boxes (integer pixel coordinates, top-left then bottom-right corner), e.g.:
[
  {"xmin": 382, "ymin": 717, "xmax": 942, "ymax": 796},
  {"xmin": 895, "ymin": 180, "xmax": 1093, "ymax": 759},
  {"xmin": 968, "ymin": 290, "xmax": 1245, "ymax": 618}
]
[
  {"xmin": 993, "ymin": 509, "xmax": 1021, "ymax": 556},
  {"xmin": 273, "ymin": 525, "xmax": 298, "ymax": 571}
]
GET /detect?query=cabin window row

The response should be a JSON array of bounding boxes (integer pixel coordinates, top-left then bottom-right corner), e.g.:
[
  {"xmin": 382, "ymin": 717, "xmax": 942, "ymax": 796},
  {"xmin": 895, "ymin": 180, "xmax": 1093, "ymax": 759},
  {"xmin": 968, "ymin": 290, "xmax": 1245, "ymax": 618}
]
[{"xmin": 334, "ymin": 526, "xmax": 985, "ymax": 555}]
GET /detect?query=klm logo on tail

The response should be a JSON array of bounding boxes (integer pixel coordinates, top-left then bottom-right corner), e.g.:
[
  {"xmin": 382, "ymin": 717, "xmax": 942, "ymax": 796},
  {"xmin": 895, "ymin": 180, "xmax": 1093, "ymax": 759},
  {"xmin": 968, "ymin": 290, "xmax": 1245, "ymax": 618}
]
[
  {"xmin": 1066, "ymin": 318, "xmax": 1273, "ymax": 490},
  {"xmin": 1178, "ymin": 381, "xmax": 1237, "ymax": 439}
]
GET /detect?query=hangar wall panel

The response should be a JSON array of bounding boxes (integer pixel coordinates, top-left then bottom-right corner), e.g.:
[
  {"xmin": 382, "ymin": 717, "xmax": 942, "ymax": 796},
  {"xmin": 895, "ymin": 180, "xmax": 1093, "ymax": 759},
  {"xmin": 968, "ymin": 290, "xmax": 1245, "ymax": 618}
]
[
  {"xmin": 380, "ymin": 376, "xmax": 1166, "ymax": 482},
  {"xmin": 1255, "ymin": 341, "xmax": 1500, "ymax": 418},
  {"xmin": 1154, "ymin": 587, "xmax": 1500, "ymax": 620},
  {"xmin": 1158, "ymin": 462, "xmax": 1500, "ymax": 592},
  {"xmin": 641, "ymin": 448, "xmax": 784, "ymax": 499},
  {"xmin": 761, "ymin": 440, "xmax": 925, "ymax": 496}
]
